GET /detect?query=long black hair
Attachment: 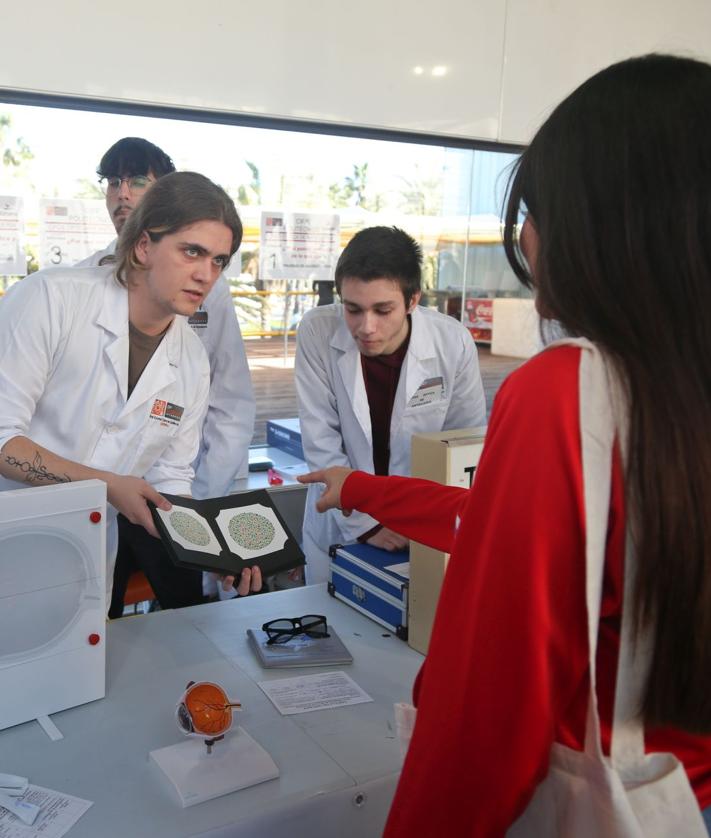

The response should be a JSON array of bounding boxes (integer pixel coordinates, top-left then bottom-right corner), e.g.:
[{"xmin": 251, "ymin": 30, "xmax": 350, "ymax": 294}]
[{"xmin": 503, "ymin": 54, "xmax": 711, "ymax": 732}]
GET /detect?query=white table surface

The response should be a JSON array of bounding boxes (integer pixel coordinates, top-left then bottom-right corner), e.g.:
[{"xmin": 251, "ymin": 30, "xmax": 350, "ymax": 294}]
[{"xmin": 1, "ymin": 585, "xmax": 423, "ymax": 837}]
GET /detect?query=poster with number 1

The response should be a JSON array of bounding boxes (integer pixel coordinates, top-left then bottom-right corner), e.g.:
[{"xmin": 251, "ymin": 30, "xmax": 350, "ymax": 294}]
[{"xmin": 259, "ymin": 211, "xmax": 340, "ymax": 281}]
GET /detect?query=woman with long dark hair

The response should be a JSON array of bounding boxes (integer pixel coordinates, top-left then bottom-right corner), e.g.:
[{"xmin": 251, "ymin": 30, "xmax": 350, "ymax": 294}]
[{"xmin": 301, "ymin": 54, "xmax": 711, "ymax": 835}]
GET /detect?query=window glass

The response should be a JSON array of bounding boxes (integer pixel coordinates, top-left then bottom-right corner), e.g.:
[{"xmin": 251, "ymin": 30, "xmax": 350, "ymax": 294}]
[
  {"xmin": 0, "ymin": 102, "xmax": 526, "ymax": 344},
  {"xmin": 1, "ymin": 101, "xmax": 531, "ymax": 443}
]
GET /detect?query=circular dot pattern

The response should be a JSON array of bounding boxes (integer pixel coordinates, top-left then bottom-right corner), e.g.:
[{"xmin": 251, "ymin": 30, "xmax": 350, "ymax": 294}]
[
  {"xmin": 228, "ymin": 512, "xmax": 275, "ymax": 550},
  {"xmin": 170, "ymin": 511, "xmax": 210, "ymax": 546}
]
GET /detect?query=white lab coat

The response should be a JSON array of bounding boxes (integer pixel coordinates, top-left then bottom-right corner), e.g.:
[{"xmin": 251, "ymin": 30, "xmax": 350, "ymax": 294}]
[
  {"xmin": 0, "ymin": 266, "xmax": 211, "ymax": 597},
  {"xmin": 77, "ymin": 241, "xmax": 255, "ymax": 498},
  {"xmin": 295, "ymin": 303, "xmax": 487, "ymax": 583}
]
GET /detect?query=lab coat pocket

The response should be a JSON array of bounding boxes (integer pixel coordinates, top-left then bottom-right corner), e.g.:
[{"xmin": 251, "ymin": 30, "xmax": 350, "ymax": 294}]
[
  {"xmin": 130, "ymin": 422, "xmax": 180, "ymax": 477},
  {"xmin": 402, "ymin": 397, "xmax": 450, "ymax": 423}
]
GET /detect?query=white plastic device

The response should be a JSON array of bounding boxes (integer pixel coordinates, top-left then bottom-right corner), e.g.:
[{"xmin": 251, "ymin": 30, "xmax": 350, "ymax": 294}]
[{"xmin": 0, "ymin": 480, "xmax": 107, "ymax": 730}]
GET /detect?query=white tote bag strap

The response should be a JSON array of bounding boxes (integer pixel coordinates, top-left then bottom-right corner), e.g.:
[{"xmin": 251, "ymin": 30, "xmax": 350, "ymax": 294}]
[
  {"xmin": 577, "ymin": 341, "xmax": 617, "ymax": 759},
  {"xmin": 554, "ymin": 339, "xmax": 677, "ymax": 769},
  {"xmin": 544, "ymin": 338, "xmax": 616, "ymax": 761},
  {"xmin": 581, "ymin": 350, "xmax": 650, "ymax": 770},
  {"xmin": 573, "ymin": 341, "xmax": 650, "ymax": 770},
  {"xmin": 609, "ymin": 398, "xmax": 651, "ymax": 769}
]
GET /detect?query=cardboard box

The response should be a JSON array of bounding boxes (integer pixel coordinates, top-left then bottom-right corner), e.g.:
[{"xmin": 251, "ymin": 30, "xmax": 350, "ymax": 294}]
[
  {"xmin": 408, "ymin": 427, "xmax": 486, "ymax": 655},
  {"xmin": 266, "ymin": 417, "xmax": 304, "ymax": 460}
]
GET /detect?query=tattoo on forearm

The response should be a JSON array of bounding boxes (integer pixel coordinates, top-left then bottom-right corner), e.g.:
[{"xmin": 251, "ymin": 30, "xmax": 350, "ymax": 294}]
[{"xmin": 4, "ymin": 452, "xmax": 71, "ymax": 484}]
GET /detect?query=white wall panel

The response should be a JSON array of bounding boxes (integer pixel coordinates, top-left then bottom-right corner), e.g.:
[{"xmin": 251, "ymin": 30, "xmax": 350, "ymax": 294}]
[
  {"xmin": 499, "ymin": 0, "xmax": 711, "ymax": 144},
  {"xmin": 0, "ymin": 0, "xmax": 507, "ymax": 140},
  {"xmin": 4, "ymin": 0, "xmax": 711, "ymax": 144}
]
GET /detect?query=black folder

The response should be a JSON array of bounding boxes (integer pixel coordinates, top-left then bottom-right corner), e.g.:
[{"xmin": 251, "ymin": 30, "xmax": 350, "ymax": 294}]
[{"xmin": 150, "ymin": 490, "xmax": 304, "ymax": 578}]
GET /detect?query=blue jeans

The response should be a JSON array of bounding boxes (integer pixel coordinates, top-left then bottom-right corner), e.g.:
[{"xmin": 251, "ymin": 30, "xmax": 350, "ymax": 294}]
[{"xmin": 704, "ymin": 805, "xmax": 711, "ymax": 834}]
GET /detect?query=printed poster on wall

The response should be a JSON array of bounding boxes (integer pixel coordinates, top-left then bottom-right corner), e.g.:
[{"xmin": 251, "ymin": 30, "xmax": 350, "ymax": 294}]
[
  {"xmin": 39, "ymin": 198, "xmax": 115, "ymax": 268},
  {"xmin": 0, "ymin": 196, "xmax": 26, "ymax": 276},
  {"xmin": 259, "ymin": 211, "xmax": 340, "ymax": 281},
  {"xmin": 464, "ymin": 297, "xmax": 493, "ymax": 343}
]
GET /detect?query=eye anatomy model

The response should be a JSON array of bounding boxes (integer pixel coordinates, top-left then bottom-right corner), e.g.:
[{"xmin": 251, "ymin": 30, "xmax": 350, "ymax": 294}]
[
  {"xmin": 215, "ymin": 504, "xmax": 288, "ymax": 561},
  {"xmin": 176, "ymin": 681, "xmax": 242, "ymax": 754},
  {"xmin": 156, "ymin": 505, "xmax": 222, "ymax": 555}
]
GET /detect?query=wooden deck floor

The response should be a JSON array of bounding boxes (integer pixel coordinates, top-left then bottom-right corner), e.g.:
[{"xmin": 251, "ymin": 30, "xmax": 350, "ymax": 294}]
[{"xmin": 245, "ymin": 336, "xmax": 524, "ymax": 445}]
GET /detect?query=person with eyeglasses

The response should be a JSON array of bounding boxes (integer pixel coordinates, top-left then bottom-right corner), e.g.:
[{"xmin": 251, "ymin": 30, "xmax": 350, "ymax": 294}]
[
  {"xmin": 100, "ymin": 173, "xmax": 156, "ymax": 226},
  {"xmin": 75, "ymin": 138, "xmax": 260, "ymax": 614},
  {"xmin": 78, "ymin": 138, "xmax": 173, "ymax": 264}
]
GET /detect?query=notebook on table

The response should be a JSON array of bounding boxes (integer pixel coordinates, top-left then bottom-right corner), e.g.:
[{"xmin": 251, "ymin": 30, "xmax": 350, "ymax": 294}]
[{"xmin": 246, "ymin": 626, "xmax": 353, "ymax": 668}]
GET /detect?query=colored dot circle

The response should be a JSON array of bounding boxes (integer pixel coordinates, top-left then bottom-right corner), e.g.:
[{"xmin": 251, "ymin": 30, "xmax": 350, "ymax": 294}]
[
  {"xmin": 228, "ymin": 513, "xmax": 275, "ymax": 550},
  {"xmin": 170, "ymin": 511, "xmax": 211, "ymax": 546}
]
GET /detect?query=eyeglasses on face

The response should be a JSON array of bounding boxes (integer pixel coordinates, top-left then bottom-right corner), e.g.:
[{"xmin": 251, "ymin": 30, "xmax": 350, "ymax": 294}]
[
  {"xmin": 99, "ymin": 175, "xmax": 154, "ymax": 194},
  {"xmin": 262, "ymin": 614, "xmax": 329, "ymax": 645}
]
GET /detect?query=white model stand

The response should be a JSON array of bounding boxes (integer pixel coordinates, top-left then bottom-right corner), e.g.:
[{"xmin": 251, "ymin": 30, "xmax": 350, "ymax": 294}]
[
  {"xmin": 149, "ymin": 727, "xmax": 279, "ymax": 807},
  {"xmin": 0, "ymin": 480, "xmax": 107, "ymax": 731}
]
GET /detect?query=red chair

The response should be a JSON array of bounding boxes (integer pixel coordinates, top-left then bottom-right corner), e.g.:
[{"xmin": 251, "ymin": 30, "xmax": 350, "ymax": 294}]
[{"xmin": 123, "ymin": 570, "xmax": 156, "ymax": 613}]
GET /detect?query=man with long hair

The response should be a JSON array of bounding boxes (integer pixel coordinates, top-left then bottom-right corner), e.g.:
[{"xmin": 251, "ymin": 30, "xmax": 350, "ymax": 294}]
[
  {"xmin": 77, "ymin": 139, "xmax": 257, "ymax": 611},
  {"xmin": 0, "ymin": 172, "xmax": 260, "ymax": 604}
]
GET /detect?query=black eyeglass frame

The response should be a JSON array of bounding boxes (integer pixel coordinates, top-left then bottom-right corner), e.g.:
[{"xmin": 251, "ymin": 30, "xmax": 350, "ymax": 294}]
[
  {"xmin": 261, "ymin": 614, "xmax": 330, "ymax": 645},
  {"xmin": 98, "ymin": 174, "xmax": 155, "ymax": 193}
]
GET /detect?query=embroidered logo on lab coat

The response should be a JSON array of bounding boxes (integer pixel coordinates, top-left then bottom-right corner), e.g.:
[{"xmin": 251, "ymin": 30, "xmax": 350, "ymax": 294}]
[
  {"xmin": 149, "ymin": 399, "xmax": 184, "ymax": 427},
  {"xmin": 188, "ymin": 309, "xmax": 208, "ymax": 329}
]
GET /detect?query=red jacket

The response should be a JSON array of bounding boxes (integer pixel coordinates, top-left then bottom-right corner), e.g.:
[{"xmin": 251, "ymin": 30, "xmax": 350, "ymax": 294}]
[{"xmin": 341, "ymin": 346, "xmax": 711, "ymax": 837}]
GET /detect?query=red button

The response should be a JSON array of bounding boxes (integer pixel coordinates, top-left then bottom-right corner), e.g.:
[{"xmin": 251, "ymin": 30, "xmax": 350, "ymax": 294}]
[
  {"xmin": 88, "ymin": 634, "xmax": 101, "ymax": 646},
  {"xmin": 89, "ymin": 511, "xmax": 102, "ymax": 524}
]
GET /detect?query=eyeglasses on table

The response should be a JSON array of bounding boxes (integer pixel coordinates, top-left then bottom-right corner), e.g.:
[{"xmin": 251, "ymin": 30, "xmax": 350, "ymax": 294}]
[{"xmin": 262, "ymin": 614, "xmax": 329, "ymax": 645}]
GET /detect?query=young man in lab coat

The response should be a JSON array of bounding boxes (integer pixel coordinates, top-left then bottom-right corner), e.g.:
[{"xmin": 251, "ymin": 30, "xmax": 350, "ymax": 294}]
[
  {"xmin": 77, "ymin": 138, "xmax": 257, "ymax": 612},
  {"xmin": 295, "ymin": 226, "xmax": 486, "ymax": 583},
  {"xmin": 0, "ymin": 171, "xmax": 260, "ymax": 604}
]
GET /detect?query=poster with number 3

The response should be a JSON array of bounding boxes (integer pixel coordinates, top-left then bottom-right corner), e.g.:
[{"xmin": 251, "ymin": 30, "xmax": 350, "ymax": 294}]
[{"xmin": 38, "ymin": 198, "xmax": 115, "ymax": 268}]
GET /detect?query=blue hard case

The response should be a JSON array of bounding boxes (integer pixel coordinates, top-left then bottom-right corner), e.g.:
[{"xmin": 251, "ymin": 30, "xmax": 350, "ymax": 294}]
[{"xmin": 328, "ymin": 542, "xmax": 409, "ymax": 640}]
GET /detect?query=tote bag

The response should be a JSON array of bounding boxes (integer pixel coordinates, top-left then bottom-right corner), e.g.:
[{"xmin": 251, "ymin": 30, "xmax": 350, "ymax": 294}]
[{"xmin": 508, "ymin": 339, "xmax": 706, "ymax": 837}]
